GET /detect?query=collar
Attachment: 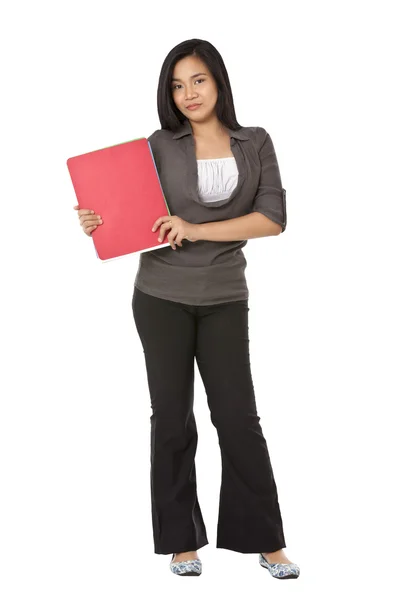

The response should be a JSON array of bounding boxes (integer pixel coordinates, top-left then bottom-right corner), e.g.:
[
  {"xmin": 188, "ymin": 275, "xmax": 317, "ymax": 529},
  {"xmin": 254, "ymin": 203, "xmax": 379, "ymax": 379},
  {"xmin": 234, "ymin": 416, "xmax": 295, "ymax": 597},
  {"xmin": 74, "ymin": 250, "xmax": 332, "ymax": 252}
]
[{"xmin": 172, "ymin": 119, "xmax": 249, "ymax": 140}]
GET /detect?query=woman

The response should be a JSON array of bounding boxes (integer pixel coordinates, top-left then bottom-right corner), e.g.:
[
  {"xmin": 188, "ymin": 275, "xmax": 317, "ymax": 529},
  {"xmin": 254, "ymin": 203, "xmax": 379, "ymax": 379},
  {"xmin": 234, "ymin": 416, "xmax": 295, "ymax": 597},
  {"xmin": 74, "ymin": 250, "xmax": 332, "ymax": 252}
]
[{"xmin": 74, "ymin": 38, "xmax": 299, "ymax": 580}]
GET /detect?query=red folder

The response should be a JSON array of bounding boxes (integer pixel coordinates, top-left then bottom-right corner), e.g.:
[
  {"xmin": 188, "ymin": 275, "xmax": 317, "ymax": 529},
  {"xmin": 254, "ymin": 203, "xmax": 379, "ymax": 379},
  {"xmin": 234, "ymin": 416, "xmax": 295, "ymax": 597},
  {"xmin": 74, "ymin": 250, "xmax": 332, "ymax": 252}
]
[{"xmin": 67, "ymin": 137, "xmax": 171, "ymax": 261}]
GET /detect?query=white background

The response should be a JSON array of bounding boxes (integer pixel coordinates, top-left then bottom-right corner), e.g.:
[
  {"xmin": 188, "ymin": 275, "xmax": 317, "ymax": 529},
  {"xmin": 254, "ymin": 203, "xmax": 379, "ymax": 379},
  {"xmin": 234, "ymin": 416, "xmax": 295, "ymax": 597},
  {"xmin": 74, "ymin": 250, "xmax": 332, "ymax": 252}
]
[{"xmin": 1, "ymin": 1, "xmax": 399, "ymax": 598}]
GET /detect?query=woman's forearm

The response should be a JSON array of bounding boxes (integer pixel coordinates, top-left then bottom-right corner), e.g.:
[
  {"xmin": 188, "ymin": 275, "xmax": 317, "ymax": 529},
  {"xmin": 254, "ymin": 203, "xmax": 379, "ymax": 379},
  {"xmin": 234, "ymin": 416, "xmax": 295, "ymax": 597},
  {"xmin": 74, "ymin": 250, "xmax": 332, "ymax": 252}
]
[{"xmin": 195, "ymin": 212, "xmax": 282, "ymax": 242}]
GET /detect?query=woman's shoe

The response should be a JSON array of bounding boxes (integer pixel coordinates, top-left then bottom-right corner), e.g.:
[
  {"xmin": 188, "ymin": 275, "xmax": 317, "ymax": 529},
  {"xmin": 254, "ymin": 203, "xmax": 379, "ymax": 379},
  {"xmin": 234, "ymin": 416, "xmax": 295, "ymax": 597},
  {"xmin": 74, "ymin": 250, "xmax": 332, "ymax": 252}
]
[
  {"xmin": 259, "ymin": 553, "xmax": 300, "ymax": 579},
  {"xmin": 170, "ymin": 553, "xmax": 202, "ymax": 576}
]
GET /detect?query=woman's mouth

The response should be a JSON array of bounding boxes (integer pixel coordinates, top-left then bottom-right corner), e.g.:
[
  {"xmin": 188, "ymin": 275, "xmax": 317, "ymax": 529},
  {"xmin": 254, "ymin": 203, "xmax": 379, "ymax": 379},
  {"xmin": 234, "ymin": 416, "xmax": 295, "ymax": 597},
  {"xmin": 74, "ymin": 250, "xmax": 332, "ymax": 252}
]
[{"xmin": 187, "ymin": 104, "xmax": 201, "ymax": 110}]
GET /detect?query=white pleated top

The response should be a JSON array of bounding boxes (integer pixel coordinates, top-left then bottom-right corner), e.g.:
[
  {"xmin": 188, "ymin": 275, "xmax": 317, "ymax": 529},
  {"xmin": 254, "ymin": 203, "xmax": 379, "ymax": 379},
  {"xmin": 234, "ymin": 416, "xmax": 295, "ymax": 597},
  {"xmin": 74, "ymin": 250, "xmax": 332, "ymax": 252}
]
[{"xmin": 196, "ymin": 157, "xmax": 238, "ymax": 203}]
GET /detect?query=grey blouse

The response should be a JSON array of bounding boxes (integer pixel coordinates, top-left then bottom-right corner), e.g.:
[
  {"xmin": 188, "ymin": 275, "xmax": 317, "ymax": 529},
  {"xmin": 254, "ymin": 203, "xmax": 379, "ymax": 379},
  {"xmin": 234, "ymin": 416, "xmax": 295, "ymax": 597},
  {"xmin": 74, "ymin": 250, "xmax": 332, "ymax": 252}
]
[{"xmin": 134, "ymin": 119, "xmax": 286, "ymax": 305}]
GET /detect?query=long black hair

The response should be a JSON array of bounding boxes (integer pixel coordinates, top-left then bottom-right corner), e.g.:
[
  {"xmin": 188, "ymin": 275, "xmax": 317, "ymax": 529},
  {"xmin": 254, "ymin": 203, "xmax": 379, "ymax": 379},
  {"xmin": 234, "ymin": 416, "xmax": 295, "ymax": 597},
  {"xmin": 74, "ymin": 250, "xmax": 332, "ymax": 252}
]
[{"xmin": 156, "ymin": 38, "xmax": 243, "ymax": 133}]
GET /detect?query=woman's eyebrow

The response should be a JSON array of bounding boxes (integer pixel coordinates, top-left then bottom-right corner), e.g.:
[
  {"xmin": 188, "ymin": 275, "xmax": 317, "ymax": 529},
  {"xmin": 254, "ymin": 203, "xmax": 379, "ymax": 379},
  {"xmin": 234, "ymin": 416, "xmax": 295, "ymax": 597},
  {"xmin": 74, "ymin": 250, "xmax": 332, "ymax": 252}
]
[{"xmin": 171, "ymin": 72, "xmax": 207, "ymax": 82}]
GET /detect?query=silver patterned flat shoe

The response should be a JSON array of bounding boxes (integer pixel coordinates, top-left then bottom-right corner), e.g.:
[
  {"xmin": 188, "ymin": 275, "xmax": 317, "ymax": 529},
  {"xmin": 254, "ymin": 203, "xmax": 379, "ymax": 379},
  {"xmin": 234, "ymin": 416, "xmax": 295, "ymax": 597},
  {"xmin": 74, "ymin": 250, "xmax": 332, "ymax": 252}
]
[
  {"xmin": 259, "ymin": 553, "xmax": 300, "ymax": 579},
  {"xmin": 170, "ymin": 553, "xmax": 202, "ymax": 576}
]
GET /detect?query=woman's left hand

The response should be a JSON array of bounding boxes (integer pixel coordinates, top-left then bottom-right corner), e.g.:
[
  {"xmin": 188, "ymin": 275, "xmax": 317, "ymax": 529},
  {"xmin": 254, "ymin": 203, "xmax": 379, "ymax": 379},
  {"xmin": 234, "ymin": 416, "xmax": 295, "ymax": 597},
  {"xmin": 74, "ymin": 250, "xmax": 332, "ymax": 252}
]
[{"xmin": 152, "ymin": 215, "xmax": 200, "ymax": 249}]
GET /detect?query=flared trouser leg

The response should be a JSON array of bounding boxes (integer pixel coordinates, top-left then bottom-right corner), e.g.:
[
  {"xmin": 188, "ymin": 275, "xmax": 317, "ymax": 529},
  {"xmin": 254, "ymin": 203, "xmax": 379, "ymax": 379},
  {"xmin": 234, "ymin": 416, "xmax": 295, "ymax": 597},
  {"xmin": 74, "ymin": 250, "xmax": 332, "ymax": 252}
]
[
  {"xmin": 195, "ymin": 299, "xmax": 286, "ymax": 553},
  {"xmin": 132, "ymin": 286, "xmax": 208, "ymax": 554}
]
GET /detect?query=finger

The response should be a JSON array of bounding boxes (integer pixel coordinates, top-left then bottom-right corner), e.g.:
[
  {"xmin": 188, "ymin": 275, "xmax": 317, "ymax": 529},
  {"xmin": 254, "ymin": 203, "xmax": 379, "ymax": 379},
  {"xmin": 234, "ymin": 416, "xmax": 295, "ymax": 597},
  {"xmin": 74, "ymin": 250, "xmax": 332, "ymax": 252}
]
[
  {"xmin": 80, "ymin": 219, "xmax": 99, "ymax": 229},
  {"xmin": 168, "ymin": 231, "xmax": 177, "ymax": 250},
  {"xmin": 81, "ymin": 219, "xmax": 102, "ymax": 229},
  {"xmin": 85, "ymin": 225, "xmax": 98, "ymax": 235},
  {"xmin": 175, "ymin": 234, "xmax": 184, "ymax": 248},
  {"xmin": 78, "ymin": 209, "xmax": 95, "ymax": 217},
  {"xmin": 152, "ymin": 217, "xmax": 166, "ymax": 231},
  {"xmin": 80, "ymin": 215, "xmax": 102, "ymax": 225},
  {"xmin": 158, "ymin": 225, "xmax": 167, "ymax": 242}
]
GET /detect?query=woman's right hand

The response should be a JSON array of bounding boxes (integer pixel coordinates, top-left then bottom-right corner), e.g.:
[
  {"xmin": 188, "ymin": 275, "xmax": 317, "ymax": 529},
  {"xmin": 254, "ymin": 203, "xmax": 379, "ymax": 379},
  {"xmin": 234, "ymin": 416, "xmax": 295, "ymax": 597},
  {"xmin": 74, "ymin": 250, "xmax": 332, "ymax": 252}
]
[{"xmin": 73, "ymin": 205, "xmax": 103, "ymax": 236}]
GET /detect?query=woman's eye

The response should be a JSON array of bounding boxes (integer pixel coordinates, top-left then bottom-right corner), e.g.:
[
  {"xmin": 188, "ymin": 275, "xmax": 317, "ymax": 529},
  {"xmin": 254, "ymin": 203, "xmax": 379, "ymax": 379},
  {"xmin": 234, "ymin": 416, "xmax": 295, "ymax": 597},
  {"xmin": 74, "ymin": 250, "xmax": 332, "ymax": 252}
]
[{"xmin": 172, "ymin": 79, "xmax": 204, "ymax": 90}]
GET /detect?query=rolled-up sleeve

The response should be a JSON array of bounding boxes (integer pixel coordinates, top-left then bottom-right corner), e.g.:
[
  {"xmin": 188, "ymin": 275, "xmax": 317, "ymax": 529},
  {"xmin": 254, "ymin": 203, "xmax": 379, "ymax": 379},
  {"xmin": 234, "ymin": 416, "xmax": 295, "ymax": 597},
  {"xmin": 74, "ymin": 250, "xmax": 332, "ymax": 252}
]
[{"xmin": 251, "ymin": 127, "xmax": 287, "ymax": 233}]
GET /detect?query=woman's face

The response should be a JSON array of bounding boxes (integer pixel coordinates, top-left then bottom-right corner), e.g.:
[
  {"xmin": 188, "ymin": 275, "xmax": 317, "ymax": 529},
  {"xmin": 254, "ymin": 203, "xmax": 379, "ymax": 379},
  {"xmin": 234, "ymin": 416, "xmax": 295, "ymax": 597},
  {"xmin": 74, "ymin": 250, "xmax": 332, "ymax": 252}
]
[{"xmin": 171, "ymin": 55, "xmax": 218, "ymax": 123}]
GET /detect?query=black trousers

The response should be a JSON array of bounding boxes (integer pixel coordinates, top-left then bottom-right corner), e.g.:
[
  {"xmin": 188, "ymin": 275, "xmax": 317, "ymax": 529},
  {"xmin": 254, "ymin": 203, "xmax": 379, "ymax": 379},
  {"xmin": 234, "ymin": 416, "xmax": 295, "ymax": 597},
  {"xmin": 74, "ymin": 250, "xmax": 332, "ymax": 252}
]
[{"xmin": 132, "ymin": 286, "xmax": 286, "ymax": 555}]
